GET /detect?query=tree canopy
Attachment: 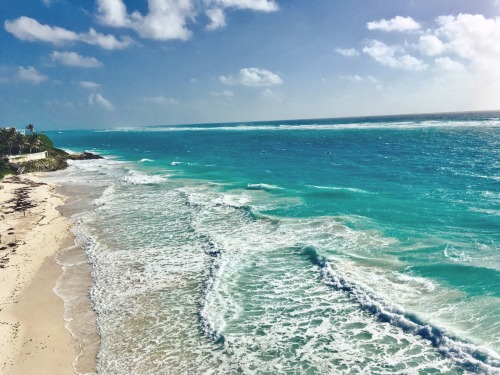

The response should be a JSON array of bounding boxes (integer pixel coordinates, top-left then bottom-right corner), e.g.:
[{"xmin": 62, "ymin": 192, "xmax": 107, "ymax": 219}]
[{"xmin": 0, "ymin": 126, "xmax": 45, "ymax": 156}]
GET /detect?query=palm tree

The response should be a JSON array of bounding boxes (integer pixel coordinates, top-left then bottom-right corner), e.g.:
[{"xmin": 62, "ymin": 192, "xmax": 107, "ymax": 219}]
[
  {"xmin": 14, "ymin": 132, "xmax": 27, "ymax": 154},
  {"xmin": 0, "ymin": 128, "xmax": 10, "ymax": 155},
  {"xmin": 26, "ymin": 124, "xmax": 35, "ymax": 135},
  {"xmin": 26, "ymin": 133, "xmax": 42, "ymax": 153},
  {"xmin": 0, "ymin": 128, "xmax": 18, "ymax": 155}
]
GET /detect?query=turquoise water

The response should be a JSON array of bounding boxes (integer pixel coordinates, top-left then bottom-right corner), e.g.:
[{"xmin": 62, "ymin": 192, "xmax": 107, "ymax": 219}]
[{"xmin": 47, "ymin": 112, "xmax": 500, "ymax": 374}]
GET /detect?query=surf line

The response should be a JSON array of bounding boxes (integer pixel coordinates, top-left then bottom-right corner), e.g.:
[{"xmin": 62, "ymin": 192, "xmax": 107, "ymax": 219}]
[{"xmin": 302, "ymin": 246, "xmax": 500, "ymax": 374}]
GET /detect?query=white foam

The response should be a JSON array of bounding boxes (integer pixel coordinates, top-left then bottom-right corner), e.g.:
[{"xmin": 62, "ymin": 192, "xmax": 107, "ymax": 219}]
[
  {"xmin": 119, "ymin": 170, "xmax": 167, "ymax": 184},
  {"xmin": 246, "ymin": 183, "xmax": 284, "ymax": 191},
  {"xmin": 308, "ymin": 185, "xmax": 372, "ymax": 194},
  {"xmin": 103, "ymin": 119, "xmax": 500, "ymax": 133},
  {"xmin": 57, "ymin": 166, "xmax": 500, "ymax": 374}
]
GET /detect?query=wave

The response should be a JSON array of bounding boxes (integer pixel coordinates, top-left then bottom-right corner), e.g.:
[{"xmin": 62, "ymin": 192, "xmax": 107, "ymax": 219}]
[
  {"xmin": 119, "ymin": 170, "xmax": 167, "ymax": 185},
  {"xmin": 197, "ymin": 235, "xmax": 225, "ymax": 344},
  {"xmin": 307, "ymin": 185, "xmax": 372, "ymax": 194},
  {"xmin": 301, "ymin": 246, "xmax": 500, "ymax": 374},
  {"xmin": 469, "ymin": 207, "xmax": 500, "ymax": 216},
  {"xmin": 138, "ymin": 158, "xmax": 154, "ymax": 163},
  {"xmin": 246, "ymin": 183, "xmax": 284, "ymax": 191},
  {"xmin": 92, "ymin": 185, "xmax": 115, "ymax": 207}
]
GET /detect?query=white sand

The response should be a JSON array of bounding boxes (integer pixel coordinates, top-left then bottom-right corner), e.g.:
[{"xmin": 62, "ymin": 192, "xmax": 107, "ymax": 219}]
[{"xmin": 0, "ymin": 175, "xmax": 94, "ymax": 375}]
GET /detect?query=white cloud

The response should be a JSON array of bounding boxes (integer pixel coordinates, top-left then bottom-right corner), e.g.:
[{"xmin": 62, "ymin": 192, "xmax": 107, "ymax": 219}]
[
  {"xmin": 434, "ymin": 14, "xmax": 500, "ymax": 73},
  {"xmin": 18, "ymin": 66, "xmax": 48, "ymax": 84},
  {"xmin": 51, "ymin": 51, "xmax": 103, "ymax": 68},
  {"xmin": 131, "ymin": 0, "xmax": 195, "ymax": 41},
  {"xmin": 4, "ymin": 16, "xmax": 132, "ymax": 49},
  {"xmin": 143, "ymin": 96, "xmax": 179, "ymax": 104},
  {"xmin": 367, "ymin": 16, "xmax": 420, "ymax": 32},
  {"xmin": 97, "ymin": 0, "xmax": 195, "ymax": 40},
  {"xmin": 82, "ymin": 27, "xmax": 133, "ymax": 49},
  {"xmin": 97, "ymin": 0, "xmax": 278, "ymax": 37},
  {"xmin": 210, "ymin": 90, "xmax": 234, "ymax": 97},
  {"xmin": 5, "ymin": 16, "xmax": 78, "ymax": 44},
  {"xmin": 88, "ymin": 93, "xmax": 114, "ymax": 110},
  {"xmin": 79, "ymin": 81, "xmax": 101, "ymax": 90},
  {"xmin": 219, "ymin": 67, "xmax": 282, "ymax": 86},
  {"xmin": 418, "ymin": 34, "xmax": 445, "ymax": 56},
  {"xmin": 335, "ymin": 48, "xmax": 359, "ymax": 57},
  {"xmin": 207, "ymin": 0, "xmax": 278, "ymax": 12},
  {"xmin": 96, "ymin": 0, "xmax": 128, "ymax": 27},
  {"xmin": 435, "ymin": 57, "xmax": 465, "ymax": 71},
  {"xmin": 206, "ymin": 8, "xmax": 226, "ymax": 30},
  {"xmin": 363, "ymin": 40, "xmax": 427, "ymax": 70},
  {"xmin": 205, "ymin": 0, "xmax": 278, "ymax": 30}
]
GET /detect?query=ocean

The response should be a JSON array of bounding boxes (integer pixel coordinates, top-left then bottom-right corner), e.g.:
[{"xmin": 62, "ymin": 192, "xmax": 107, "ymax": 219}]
[{"xmin": 45, "ymin": 111, "xmax": 500, "ymax": 374}]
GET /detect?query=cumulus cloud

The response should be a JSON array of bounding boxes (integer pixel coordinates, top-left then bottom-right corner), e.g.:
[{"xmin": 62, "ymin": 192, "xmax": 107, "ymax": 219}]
[
  {"xmin": 79, "ymin": 81, "xmax": 101, "ymax": 90},
  {"xmin": 5, "ymin": 17, "xmax": 78, "ymax": 44},
  {"xmin": 96, "ymin": 0, "xmax": 278, "ymax": 36},
  {"xmin": 205, "ymin": 0, "xmax": 278, "ymax": 30},
  {"xmin": 335, "ymin": 48, "xmax": 359, "ymax": 57},
  {"xmin": 208, "ymin": 0, "xmax": 278, "ymax": 12},
  {"xmin": 434, "ymin": 14, "xmax": 500, "ymax": 72},
  {"xmin": 219, "ymin": 67, "xmax": 282, "ymax": 86},
  {"xmin": 51, "ymin": 51, "xmax": 103, "ymax": 68},
  {"xmin": 206, "ymin": 8, "xmax": 226, "ymax": 30},
  {"xmin": 96, "ymin": 0, "xmax": 128, "ymax": 27},
  {"xmin": 11, "ymin": 1, "xmax": 278, "ymax": 44},
  {"xmin": 18, "ymin": 66, "xmax": 48, "ymax": 84},
  {"xmin": 363, "ymin": 40, "xmax": 427, "ymax": 70},
  {"xmin": 435, "ymin": 57, "xmax": 465, "ymax": 71},
  {"xmin": 88, "ymin": 93, "xmax": 114, "ymax": 110},
  {"xmin": 97, "ymin": 0, "xmax": 195, "ymax": 40},
  {"xmin": 4, "ymin": 16, "xmax": 132, "ymax": 49},
  {"xmin": 143, "ymin": 96, "xmax": 179, "ymax": 104},
  {"xmin": 418, "ymin": 34, "xmax": 445, "ymax": 56},
  {"xmin": 83, "ymin": 27, "xmax": 133, "ymax": 49},
  {"xmin": 367, "ymin": 16, "xmax": 420, "ymax": 32}
]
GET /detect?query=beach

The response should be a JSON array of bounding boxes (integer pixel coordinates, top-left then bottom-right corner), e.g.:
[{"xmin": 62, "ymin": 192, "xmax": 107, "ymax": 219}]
[{"xmin": 0, "ymin": 174, "xmax": 95, "ymax": 375}]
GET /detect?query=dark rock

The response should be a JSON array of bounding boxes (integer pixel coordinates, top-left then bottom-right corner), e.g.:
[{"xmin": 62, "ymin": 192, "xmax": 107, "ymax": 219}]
[{"xmin": 66, "ymin": 152, "xmax": 103, "ymax": 161}]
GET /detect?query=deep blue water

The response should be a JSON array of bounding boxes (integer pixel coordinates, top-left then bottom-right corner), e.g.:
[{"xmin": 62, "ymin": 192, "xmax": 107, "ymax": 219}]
[{"xmin": 47, "ymin": 111, "xmax": 500, "ymax": 374}]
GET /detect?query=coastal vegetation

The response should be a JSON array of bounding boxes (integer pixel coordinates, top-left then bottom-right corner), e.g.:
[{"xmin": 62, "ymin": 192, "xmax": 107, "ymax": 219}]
[{"xmin": 0, "ymin": 125, "xmax": 101, "ymax": 178}]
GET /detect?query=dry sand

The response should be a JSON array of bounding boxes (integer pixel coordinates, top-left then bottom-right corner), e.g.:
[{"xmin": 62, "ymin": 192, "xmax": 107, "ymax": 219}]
[{"xmin": 0, "ymin": 175, "xmax": 94, "ymax": 375}]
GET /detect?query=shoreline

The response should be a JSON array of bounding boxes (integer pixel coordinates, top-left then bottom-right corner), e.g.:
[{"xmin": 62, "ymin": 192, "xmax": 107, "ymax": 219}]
[{"xmin": 0, "ymin": 174, "xmax": 97, "ymax": 375}]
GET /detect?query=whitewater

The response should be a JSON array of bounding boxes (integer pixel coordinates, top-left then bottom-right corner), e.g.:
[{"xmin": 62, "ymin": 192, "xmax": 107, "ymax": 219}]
[{"xmin": 46, "ymin": 111, "xmax": 500, "ymax": 374}]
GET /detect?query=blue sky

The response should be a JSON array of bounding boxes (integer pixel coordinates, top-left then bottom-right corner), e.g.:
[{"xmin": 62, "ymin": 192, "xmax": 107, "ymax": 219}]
[{"xmin": 1, "ymin": 0, "xmax": 500, "ymax": 129}]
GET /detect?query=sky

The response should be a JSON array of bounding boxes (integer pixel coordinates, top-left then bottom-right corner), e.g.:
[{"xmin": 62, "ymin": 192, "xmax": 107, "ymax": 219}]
[{"xmin": 1, "ymin": 0, "xmax": 500, "ymax": 129}]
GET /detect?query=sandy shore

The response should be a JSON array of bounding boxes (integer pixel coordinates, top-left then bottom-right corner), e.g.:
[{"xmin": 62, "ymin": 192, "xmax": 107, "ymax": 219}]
[{"xmin": 0, "ymin": 175, "xmax": 95, "ymax": 375}]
